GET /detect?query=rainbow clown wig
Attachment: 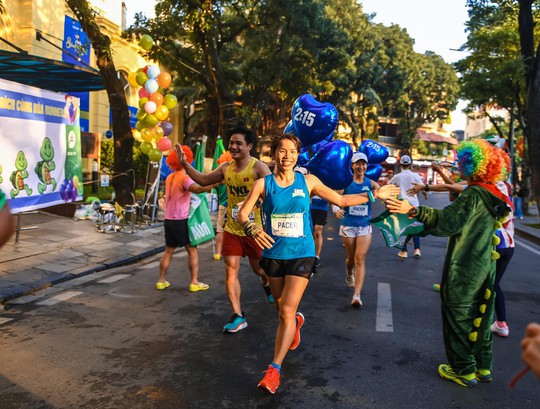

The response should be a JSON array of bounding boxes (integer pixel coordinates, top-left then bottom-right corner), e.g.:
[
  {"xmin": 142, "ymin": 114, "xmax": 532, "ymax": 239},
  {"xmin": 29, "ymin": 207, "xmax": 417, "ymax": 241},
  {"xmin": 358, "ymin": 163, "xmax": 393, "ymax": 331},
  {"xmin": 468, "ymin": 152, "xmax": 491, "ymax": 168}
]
[
  {"xmin": 456, "ymin": 139, "xmax": 510, "ymax": 183},
  {"xmin": 166, "ymin": 145, "xmax": 193, "ymax": 171}
]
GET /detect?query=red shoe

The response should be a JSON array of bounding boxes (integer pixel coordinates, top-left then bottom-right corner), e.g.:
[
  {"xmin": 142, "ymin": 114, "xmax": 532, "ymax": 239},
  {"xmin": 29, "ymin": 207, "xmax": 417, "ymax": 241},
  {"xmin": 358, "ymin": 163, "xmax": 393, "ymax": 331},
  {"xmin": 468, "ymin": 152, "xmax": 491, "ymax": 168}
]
[
  {"xmin": 257, "ymin": 365, "xmax": 280, "ymax": 394},
  {"xmin": 290, "ymin": 312, "xmax": 305, "ymax": 351}
]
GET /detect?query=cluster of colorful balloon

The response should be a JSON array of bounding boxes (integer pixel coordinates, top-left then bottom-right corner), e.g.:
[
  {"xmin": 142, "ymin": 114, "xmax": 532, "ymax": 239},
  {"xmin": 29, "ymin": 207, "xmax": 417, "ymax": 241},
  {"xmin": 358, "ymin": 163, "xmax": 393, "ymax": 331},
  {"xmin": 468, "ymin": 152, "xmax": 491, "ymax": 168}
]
[{"xmin": 130, "ymin": 35, "xmax": 177, "ymax": 163}]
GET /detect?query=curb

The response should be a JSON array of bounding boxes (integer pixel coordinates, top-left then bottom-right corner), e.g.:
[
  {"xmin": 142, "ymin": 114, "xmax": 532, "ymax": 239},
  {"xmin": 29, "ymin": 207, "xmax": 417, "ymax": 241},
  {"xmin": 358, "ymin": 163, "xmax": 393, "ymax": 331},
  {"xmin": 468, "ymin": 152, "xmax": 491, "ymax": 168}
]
[
  {"xmin": 0, "ymin": 245, "xmax": 166, "ymax": 305},
  {"xmin": 514, "ymin": 227, "xmax": 540, "ymax": 247}
]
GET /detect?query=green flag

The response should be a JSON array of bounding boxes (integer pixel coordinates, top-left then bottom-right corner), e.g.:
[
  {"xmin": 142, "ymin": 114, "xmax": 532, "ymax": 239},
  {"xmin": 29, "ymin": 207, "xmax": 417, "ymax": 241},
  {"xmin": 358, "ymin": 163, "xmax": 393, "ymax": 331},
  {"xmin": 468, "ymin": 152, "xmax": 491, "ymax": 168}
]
[
  {"xmin": 370, "ymin": 209, "xmax": 424, "ymax": 250},
  {"xmin": 211, "ymin": 136, "xmax": 226, "ymax": 208},
  {"xmin": 212, "ymin": 136, "xmax": 226, "ymax": 170},
  {"xmin": 193, "ymin": 142, "xmax": 204, "ymax": 172}
]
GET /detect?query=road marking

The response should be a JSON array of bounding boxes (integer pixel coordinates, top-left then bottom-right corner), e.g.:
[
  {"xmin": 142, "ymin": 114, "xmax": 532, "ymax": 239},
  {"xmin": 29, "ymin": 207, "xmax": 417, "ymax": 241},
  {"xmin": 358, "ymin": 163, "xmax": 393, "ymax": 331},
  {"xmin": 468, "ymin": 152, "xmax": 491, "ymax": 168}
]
[
  {"xmin": 0, "ymin": 317, "xmax": 14, "ymax": 325},
  {"xmin": 98, "ymin": 274, "xmax": 131, "ymax": 284},
  {"xmin": 516, "ymin": 239, "xmax": 540, "ymax": 256},
  {"xmin": 376, "ymin": 282, "xmax": 394, "ymax": 332},
  {"xmin": 36, "ymin": 291, "xmax": 83, "ymax": 306}
]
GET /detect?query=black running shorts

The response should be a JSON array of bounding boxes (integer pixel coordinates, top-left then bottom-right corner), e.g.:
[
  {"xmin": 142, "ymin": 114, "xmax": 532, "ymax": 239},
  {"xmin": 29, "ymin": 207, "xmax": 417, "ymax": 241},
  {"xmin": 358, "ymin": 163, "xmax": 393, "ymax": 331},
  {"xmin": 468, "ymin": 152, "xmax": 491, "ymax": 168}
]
[
  {"xmin": 164, "ymin": 219, "xmax": 191, "ymax": 248},
  {"xmin": 310, "ymin": 209, "xmax": 328, "ymax": 226},
  {"xmin": 259, "ymin": 257, "xmax": 315, "ymax": 280}
]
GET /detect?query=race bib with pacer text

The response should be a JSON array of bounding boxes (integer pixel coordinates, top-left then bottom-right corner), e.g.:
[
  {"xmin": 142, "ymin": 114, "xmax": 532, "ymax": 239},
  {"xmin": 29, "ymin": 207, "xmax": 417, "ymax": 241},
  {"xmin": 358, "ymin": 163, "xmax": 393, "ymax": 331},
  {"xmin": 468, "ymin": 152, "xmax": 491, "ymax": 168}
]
[{"xmin": 270, "ymin": 213, "xmax": 304, "ymax": 237}]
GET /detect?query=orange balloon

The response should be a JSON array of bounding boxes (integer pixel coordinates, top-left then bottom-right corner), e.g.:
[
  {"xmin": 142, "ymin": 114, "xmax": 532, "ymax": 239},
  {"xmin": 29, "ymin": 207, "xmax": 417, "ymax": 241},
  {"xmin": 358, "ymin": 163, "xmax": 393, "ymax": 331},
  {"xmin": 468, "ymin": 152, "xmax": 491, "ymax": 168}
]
[
  {"xmin": 149, "ymin": 92, "xmax": 164, "ymax": 106},
  {"xmin": 157, "ymin": 72, "xmax": 172, "ymax": 89}
]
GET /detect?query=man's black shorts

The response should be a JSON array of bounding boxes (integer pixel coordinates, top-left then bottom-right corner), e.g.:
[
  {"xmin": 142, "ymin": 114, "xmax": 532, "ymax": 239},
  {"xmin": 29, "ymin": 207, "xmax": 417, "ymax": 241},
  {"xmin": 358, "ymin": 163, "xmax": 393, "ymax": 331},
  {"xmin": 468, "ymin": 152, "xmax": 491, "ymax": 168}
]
[{"xmin": 310, "ymin": 209, "xmax": 328, "ymax": 226}]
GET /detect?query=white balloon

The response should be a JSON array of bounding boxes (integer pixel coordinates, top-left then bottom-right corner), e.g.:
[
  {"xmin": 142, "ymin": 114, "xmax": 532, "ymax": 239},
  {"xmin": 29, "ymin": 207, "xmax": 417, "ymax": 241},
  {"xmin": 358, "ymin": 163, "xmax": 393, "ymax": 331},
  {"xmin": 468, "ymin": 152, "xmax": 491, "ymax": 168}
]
[
  {"xmin": 147, "ymin": 65, "xmax": 161, "ymax": 79},
  {"xmin": 145, "ymin": 79, "xmax": 159, "ymax": 94}
]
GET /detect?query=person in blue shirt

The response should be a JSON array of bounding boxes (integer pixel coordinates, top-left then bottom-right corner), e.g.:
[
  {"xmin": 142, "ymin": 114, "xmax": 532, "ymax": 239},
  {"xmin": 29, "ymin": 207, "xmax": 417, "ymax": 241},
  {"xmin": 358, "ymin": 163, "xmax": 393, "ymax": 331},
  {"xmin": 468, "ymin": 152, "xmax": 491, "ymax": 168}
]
[
  {"xmin": 333, "ymin": 152, "xmax": 381, "ymax": 308},
  {"xmin": 237, "ymin": 134, "xmax": 399, "ymax": 395}
]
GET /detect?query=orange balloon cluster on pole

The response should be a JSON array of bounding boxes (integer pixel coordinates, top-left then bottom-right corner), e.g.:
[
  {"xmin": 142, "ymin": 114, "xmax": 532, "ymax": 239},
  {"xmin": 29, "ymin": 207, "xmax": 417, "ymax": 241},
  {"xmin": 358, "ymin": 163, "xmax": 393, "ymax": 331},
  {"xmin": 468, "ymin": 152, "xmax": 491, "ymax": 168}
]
[{"xmin": 130, "ymin": 35, "xmax": 178, "ymax": 162}]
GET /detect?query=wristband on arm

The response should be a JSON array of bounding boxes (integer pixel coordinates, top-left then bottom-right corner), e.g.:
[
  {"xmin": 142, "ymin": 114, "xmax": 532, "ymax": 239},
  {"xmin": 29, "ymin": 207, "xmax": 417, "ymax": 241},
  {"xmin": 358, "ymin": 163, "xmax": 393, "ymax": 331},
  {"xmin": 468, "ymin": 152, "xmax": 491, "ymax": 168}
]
[
  {"xmin": 242, "ymin": 220, "xmax": 262, "ymax": 239},
  {"xmin": 367, "ymin": 190, "xmax": 375, "ymax": 203}
]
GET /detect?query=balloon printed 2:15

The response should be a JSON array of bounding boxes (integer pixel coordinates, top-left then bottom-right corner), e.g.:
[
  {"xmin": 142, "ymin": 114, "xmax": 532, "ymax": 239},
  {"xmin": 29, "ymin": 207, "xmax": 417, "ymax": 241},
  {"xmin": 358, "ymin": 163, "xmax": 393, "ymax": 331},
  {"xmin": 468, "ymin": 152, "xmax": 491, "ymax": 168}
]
[{"xmin": 291, "ymin": 94, "xmax": 339, "ymax": 148}]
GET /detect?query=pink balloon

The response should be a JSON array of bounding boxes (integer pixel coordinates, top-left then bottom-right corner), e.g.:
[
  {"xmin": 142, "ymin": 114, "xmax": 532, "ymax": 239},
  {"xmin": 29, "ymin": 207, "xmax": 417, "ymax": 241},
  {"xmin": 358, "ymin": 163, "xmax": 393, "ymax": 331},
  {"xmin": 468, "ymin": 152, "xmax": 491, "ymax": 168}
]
[
  {"xmin": 144, "ymin": 101, "xmax": 157, "ymax": 114},
  {"xmin": 157, "ymin": 137, "xmax": 172, "ymax": 152},
  {"xmin": 138, "ymin": 88, "xmax": 150, "ymax": 99}
]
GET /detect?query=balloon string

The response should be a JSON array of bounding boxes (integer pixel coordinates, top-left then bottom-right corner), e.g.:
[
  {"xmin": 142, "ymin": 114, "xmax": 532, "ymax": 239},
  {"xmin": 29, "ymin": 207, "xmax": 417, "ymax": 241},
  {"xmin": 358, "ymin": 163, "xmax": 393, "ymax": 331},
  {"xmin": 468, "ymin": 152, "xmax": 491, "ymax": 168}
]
[{"xmin": 508, "ymin": 366, "xmax": 530, "ymax": 389}]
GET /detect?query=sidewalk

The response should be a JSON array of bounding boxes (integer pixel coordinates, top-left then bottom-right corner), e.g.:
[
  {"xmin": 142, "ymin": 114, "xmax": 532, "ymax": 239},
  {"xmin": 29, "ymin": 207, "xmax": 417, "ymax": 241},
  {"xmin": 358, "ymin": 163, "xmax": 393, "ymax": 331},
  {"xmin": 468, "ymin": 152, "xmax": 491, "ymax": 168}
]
[
  {"xmin": 0, "ymin": 211, "xmax": 166, "ymax": 304},
  {"xmin": 0, "ymin": 203, "xmax": 538, "ymax": 305}
]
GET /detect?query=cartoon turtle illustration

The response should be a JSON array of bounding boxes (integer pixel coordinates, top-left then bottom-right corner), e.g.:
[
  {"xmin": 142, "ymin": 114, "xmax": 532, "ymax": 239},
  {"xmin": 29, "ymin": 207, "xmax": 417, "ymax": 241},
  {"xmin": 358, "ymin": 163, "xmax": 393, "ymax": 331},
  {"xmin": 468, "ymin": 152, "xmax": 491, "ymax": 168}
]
[
  {"xmin": 10, "ymin": 151, "xmax": 33, "ymax": 199},
  {"xmin": 35, "ymin": 137, "xmax": 57, "ymax": 194}
]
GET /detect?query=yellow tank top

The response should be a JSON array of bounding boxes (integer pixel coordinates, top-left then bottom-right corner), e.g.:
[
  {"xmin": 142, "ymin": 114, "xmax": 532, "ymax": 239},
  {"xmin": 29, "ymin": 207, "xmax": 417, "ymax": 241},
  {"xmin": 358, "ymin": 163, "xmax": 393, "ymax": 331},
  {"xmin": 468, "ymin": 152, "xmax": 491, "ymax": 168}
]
[{"xmin": 224, "ymin": 158, "xmax": 262, "ymax": 235}]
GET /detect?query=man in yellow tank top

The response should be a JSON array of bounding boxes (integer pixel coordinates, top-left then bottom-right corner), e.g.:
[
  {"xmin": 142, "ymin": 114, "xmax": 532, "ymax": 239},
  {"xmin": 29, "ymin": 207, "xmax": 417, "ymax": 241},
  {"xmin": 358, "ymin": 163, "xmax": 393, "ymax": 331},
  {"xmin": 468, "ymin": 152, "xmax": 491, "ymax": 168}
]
[{"xmin": 178, "ymin": 127, "xmax": 272, "ymax": 333}]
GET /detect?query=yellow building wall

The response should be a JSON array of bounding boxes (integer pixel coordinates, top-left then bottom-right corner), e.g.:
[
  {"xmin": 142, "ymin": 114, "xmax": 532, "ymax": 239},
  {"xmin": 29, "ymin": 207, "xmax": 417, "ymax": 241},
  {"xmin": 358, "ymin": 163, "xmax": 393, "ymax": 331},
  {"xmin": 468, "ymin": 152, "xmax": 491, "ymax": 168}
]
[{"xmin": 1, "ymin": 0, "xmax": 183, "ymax": 152}]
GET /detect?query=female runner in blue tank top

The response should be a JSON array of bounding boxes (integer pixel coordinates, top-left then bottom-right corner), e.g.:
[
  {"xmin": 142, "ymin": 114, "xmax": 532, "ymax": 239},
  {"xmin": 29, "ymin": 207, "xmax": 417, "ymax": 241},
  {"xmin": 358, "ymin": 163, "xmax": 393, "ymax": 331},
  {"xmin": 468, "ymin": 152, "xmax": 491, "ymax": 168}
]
[
  {"xmin": 334, "ymin": 152, "xmax": 380, "ymax": 308},
  {"xmin": 237, "ymin": 134, "xmax": 400, "ymax": 395}
]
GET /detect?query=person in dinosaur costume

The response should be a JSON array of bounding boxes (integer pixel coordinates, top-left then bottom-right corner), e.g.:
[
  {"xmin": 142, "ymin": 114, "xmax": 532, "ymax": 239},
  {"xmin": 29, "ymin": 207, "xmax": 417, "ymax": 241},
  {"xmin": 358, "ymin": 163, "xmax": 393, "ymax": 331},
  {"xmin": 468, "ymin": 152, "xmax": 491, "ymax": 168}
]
[
  {"xmin": 35, "ymin": 137, "xmax": 57, "ymax": 194},
  {"xmin": 10, "ymin": 151, "xmax": 33, "ymax": 199},
  {"xmin": 387, "ymin": 139, "xmax": 511, "ymax": 388}
]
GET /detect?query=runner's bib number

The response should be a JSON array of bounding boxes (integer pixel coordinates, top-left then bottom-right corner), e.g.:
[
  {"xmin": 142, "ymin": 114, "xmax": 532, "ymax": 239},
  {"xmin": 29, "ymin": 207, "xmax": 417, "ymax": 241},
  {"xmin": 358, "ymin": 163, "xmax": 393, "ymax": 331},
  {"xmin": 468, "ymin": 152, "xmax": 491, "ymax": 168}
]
[
  {"xmin": 349, "ymin": 204, "xmax": 368, "ymax": 217},
  {"xmin": 231, "ymin": 205, "xmax": 255, "ymax": 222},
  {"xmin": 271, "ymin": 213, "xmax": 304, "ymax": 237}
]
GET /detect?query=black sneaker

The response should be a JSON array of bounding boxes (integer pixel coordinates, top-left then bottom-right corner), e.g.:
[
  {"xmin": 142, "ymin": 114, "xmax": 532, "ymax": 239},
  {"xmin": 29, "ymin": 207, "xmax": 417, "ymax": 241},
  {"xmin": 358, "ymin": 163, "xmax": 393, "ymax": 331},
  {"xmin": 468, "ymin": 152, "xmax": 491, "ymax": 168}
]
[{"xmin": 314, "ymin": 256, "xmax": 320, "ymax": 268}]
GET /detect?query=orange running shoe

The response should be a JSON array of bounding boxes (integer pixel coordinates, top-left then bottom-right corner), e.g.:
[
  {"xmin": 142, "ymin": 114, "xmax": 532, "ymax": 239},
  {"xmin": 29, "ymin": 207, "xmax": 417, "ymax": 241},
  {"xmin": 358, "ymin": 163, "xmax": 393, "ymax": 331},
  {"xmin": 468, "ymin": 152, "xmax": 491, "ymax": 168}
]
[
  {"xmin": 289, "ymin": 312, "xmax": 305, "ymax": 351},
  {"xmin": 257, "ymin": 365, "xmax": 280, "ymax": 394}
]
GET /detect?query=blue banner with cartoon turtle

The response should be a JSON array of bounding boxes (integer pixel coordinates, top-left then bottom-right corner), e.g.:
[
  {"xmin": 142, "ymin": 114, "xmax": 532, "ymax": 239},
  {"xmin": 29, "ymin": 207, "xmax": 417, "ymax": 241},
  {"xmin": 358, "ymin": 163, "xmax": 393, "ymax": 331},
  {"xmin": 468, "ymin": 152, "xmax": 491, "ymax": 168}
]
[{"xmin": 0, "ymin": 78, "xmax": 83, "ymax": 213}]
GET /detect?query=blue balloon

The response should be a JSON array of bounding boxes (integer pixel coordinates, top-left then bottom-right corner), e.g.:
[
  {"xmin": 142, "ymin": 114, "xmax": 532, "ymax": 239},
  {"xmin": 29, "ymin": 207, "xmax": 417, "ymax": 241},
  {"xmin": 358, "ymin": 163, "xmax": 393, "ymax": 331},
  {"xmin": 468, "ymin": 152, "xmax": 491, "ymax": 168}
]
[
  {"xmin": 311, "ymin": 132, "xmax": 334, "ymax": 154},
  {"xmin": 359, "ymin": 139, "xmax": 389, "ymax": 164},
  {"xmin": 365, "ymin": 164, "xmax": 383, "ymax": 181},
  {"xmin": 297, "ymin": 149, "xmax": 311, "ymax": 166},
  {"xmin": 284, "ymin": 120, "xmax": 295, "ymax": 135},
  {"xmin": 292, "ymin": 94, "xmax": 339, "ymax": 148},
  {"xmin": 306, "ymin": 140, "xmax": 353, "ymax": 189}
]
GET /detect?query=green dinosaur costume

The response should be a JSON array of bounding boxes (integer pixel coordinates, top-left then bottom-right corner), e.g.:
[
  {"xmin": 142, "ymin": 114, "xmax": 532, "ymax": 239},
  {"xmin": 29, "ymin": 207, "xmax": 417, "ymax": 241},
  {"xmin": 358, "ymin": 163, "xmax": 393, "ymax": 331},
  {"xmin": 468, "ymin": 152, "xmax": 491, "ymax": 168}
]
[{"xmin": 415, "ymin": 184, "xmax": 508, "ymax": 375}]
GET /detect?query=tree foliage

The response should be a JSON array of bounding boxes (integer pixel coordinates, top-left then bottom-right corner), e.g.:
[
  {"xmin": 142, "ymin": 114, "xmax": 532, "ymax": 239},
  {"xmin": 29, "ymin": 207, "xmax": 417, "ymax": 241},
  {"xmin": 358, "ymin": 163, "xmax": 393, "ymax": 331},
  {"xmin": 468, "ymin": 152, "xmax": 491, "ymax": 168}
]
[
  {"xmin": 459, "ymin": 0, "xmax": 540, "ymax": 211},
  {"xmin": 125, "ymin": 0, "xmax": 458, "ymax": 150}
]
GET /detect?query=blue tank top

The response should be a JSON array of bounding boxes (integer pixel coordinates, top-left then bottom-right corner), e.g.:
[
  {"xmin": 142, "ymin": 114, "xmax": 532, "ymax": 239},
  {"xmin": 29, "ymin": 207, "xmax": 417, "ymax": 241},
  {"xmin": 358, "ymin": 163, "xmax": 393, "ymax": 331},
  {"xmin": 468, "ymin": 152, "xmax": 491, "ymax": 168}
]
[
  {"xmin": 261, "ymin": 173, "xmax": 315, "ymax": 259},
  {"xmin": 341, "ymin": 178, "xmax": 372, "ymax": 227}
]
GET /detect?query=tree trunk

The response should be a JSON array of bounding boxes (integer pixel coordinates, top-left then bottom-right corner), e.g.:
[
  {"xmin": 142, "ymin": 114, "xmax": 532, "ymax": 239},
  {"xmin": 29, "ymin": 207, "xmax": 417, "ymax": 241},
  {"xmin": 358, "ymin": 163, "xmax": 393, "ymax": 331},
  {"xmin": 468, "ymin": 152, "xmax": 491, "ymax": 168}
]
[
  {"xmin": 525, "ymin": 44, "xmax": 540, "ymax": 218},
  {"xmin": 66, "ymin": 0, "xmax": 134, "ymax": 206},
  {"xmin": 518, "ymin": 0, "xmax": 540, "ymax": 219}
]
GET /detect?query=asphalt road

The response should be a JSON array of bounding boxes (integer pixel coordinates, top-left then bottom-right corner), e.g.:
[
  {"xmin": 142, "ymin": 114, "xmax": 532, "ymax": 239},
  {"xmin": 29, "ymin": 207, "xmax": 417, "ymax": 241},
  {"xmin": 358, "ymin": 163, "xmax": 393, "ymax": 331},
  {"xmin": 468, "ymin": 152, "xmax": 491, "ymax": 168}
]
[{"xmin": 0, "ymin": 193, "xmax": 539, "ymax": 409}]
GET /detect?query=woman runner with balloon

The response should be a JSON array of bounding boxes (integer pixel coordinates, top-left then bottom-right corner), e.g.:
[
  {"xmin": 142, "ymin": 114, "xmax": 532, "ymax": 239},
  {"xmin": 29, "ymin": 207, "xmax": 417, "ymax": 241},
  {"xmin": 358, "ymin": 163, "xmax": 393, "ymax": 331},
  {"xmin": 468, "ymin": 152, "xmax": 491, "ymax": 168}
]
[{"xmin": 237, "ymin": 133, "xmax": 400, "ymax": 394}]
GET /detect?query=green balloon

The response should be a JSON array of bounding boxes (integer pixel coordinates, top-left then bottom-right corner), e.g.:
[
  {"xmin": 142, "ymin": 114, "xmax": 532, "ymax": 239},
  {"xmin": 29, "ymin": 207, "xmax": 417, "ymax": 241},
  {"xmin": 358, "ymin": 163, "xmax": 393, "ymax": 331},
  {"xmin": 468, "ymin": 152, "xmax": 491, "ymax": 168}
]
[
  {"xmin": 164, "ymin": 94, "xmax": 178, "ymax": 110},
  {"xmin": 139, "ymin": 35, "xmax": 154, "ymax": 51},
  {"xmin": 139, "ymin": 97, "xmax": 149, "ymax": 110},
  {"xmin": 136, "ymin": 72, "xmax": 148, "ymax": 86},
  {"xmin": 145, "ymin": 114, "xmax": 159, "ymax": 127},
  {"xmin": 140, "ymin": 141, "xmax": 152, "ymax": 155},
  {"xmin": 135, "ymin": 121, "xmax": 145, "ymax": 131},
  {"xmin": 148, "ymin": 148, "xmax": 163, "ymax": 162},
  {"xmin": 136, "ymin": 109, "xmax": 147, "ymax": 121}
]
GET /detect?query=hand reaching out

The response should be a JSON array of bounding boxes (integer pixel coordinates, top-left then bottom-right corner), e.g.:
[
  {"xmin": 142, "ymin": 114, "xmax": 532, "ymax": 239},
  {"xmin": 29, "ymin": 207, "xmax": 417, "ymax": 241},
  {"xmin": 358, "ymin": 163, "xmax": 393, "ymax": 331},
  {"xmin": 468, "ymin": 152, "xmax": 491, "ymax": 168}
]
[
  {"xmin": 386, "ymin": 197, "xmax": 413, "ymax": 214},
  {"xmin": 407, "ymin": 183, "xmax": 425, "ymax": 197},
  {"xmin": 376, "ymin": 184, "xmax": 401, "ymax": 201}
]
